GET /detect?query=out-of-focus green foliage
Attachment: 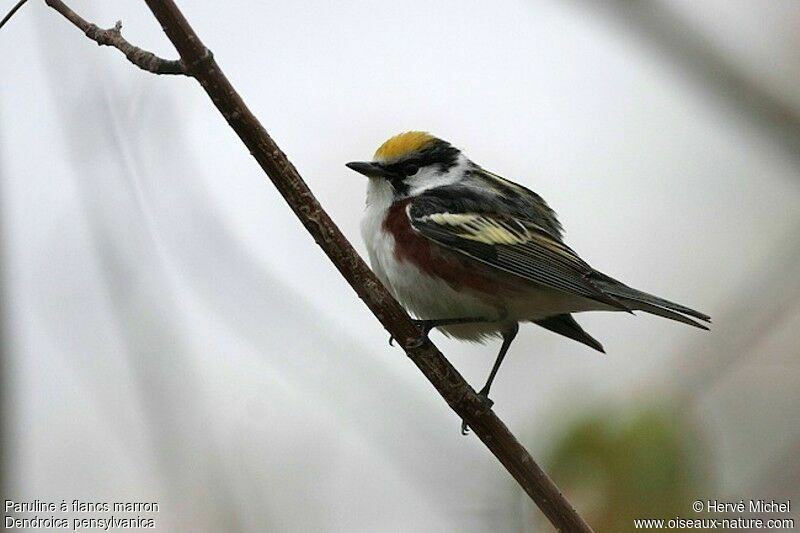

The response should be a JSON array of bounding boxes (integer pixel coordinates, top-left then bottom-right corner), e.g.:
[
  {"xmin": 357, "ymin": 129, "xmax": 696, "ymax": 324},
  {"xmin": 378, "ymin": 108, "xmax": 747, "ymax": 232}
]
[{"xmin": 533, "ymin": 405, "xmax": 710, "ymax": 531}]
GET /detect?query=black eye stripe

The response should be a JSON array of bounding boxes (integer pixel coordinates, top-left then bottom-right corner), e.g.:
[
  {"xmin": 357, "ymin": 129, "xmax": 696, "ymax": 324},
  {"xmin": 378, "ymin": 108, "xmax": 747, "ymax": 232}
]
[
  {"xmin": 389, "ymin": 176, "xmax": 409, "ymax": 195},
  {"xmin": 383, "ymin": 160, "xmax": 422, "ymax": 177},
  {"xmin": 381, "ymin": 139, "xmax": 460, "ymax": 198},
  {"xmin": 402, "ymin": 163, "xmax": 419, "ymax": 176}
]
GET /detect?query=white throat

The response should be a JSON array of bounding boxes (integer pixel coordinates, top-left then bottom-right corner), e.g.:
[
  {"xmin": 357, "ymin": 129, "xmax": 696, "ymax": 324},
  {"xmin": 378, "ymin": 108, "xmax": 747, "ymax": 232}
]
[{"xmin": 361, "ymin": 152, "xmax": 472, "ymax": 250}]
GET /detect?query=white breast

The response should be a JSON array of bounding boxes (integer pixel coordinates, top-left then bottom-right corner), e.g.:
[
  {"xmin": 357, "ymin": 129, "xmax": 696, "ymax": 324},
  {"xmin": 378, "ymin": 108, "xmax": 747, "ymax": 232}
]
[{"xmin": 360, "ymin": 179, "xmax": 504, "ymax": 342}]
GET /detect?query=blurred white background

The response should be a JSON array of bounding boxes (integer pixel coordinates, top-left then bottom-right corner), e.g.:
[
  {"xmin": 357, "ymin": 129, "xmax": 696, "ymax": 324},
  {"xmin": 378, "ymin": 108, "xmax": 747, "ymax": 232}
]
[{"xmin": 1, "ymin": 0, "xmax": 798, "ymax": 531}]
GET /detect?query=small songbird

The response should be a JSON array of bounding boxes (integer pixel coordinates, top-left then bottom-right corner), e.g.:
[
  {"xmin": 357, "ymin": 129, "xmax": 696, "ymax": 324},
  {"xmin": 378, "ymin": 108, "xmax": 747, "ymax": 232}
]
[{"xmin": 347, "ymin": 132, "xmax": 709, "ymax": 432}]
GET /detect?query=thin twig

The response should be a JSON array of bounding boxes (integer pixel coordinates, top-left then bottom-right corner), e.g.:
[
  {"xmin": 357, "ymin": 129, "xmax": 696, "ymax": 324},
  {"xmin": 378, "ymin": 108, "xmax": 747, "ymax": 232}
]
[
  {"xmin": 44, "ymin": 0, "xmax": 186, "ymax": 75},
  {"xmin": 0, "ymin": 0, "xmax": 29, "ymax": 30},
  {"xmin": 41, "ymin": 0, "xmax": 594, "ymax": 530}
]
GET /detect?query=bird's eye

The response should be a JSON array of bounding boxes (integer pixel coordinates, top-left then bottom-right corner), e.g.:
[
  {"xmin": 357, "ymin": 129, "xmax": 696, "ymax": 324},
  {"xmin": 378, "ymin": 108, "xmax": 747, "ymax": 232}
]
[{"xmin": 403, "ymin": 163, "xmax": 419, "ymax": 176}]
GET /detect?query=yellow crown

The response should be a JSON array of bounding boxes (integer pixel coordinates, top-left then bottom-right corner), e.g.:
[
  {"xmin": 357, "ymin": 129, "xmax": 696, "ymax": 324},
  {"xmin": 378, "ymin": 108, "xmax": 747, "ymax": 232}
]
[{"xmin": 374, "ymin": 131, "xmax": 436, "ymax": 161}]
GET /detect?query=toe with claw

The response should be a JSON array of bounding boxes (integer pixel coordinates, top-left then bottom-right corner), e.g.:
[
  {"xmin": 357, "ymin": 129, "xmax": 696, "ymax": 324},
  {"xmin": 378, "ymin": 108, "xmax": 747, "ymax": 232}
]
[{"xmin": 461, "ymin": 389, "xmax": 494, "ymax": 435}]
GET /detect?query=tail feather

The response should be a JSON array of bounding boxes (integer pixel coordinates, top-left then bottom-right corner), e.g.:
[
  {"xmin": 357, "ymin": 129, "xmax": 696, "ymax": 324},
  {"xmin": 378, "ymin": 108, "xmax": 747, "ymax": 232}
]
[
  {"xmin": 535, "ymin": 314, "xmax": 605, "ymax": 353},
  {"xmin": 590, "ymin": 272, "xmax": 711, "ymax": 330}
]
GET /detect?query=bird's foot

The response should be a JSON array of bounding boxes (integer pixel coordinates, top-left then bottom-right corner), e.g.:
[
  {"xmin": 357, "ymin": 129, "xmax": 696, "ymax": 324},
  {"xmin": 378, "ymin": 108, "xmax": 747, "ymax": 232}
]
[
  {"xmin": 461, "ymin": 387, "xmax": 494, "ymax": 436},
  {"xmin": 389, "ymin": 317, "xmax": 493, "ymax": 348},
  {"xmin": 412, "ymin": 319, "xmax": 437, "ymax": 336},
  {"xmin": 389, "ymin": 319, "xmax": 464, "ymax": 348},
  {"xmin": 388, "ymin": 319, "xmax": 443, "ymax": 347}
]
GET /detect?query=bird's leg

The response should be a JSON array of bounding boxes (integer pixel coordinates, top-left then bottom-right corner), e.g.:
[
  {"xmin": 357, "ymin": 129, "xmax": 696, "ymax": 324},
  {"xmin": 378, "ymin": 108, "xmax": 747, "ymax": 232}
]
[
  {"xmin": 479, "ymin": 323, "xmax": 519, "ymax": 398},
  {"xmin": 413, "ymin": 316, "xmax": 491, "ymax": 336},
  {"xmin": 388, "ymin": 316, "xmax": 492, "ymax": 347},
  {"xmin": 462, "ymin": 323, "xmax": 519, "ymax": 435}
]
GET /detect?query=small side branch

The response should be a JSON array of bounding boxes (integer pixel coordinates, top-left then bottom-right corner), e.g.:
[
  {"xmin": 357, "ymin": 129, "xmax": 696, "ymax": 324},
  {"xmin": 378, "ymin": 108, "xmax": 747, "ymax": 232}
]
[
  {"xmin": 0, "ymin": 0, "xmax": 29, "ymax": 31},
  {"xmin": 44, "ymin": 0, "xmax": 186, "ymax": 75}
]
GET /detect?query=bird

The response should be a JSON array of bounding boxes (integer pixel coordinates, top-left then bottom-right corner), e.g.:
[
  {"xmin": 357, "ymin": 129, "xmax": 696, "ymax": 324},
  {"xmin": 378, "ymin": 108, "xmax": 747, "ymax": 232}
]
[{"xmin": 347, "ymin": 131, "xmax": 710, "ymax": 433}]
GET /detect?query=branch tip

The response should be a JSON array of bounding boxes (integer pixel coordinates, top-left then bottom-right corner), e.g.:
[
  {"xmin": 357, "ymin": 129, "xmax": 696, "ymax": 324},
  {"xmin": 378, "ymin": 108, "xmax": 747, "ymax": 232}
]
[{"xmin": 45, "ymin": 0, "xmax": 188, "ymax": 76}]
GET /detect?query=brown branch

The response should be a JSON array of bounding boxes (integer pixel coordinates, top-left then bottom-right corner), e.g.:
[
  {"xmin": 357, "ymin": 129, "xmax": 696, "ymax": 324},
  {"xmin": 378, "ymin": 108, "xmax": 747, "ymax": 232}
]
[
  {"xmin": 44, "ymin": 0, "xmax": 185, "ymax": 75},
  {"xmin": 42, "ymin": 0, "xmax": 594, "ymax": 530}
]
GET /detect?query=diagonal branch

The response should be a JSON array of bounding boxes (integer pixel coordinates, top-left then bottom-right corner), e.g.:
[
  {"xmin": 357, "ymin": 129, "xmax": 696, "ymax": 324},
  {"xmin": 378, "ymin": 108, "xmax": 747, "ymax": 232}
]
[
  {"xmin": 44, "ymin": 0, "xmax": 186, "ymax": 75},
  {"xmin": 41, "ymin": 0, "xmax": 594, "ymax": 530}
]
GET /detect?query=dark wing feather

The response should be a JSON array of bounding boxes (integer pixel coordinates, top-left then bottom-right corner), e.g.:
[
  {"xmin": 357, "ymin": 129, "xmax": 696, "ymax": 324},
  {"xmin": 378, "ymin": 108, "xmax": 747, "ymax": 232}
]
[
  {"xmin": 408, "ymin": 188, "xmax": 627, "ymax": 310},
  {"xmin": 472, "ymin": 168, "xmax": 564, "ymax": 238}
]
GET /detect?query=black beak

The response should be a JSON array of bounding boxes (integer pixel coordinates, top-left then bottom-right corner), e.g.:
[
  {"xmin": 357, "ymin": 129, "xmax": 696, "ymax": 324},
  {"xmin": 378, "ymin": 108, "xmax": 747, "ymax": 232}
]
[{"xmin": 346, "ymin": 161, "xmax": 394, "ymax": 178}]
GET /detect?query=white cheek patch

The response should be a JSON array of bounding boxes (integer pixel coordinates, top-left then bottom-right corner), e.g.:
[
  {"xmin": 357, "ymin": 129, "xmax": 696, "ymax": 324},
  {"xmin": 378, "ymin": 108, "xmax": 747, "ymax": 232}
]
[{"xmin": 405, "ymin": 153, "xmax": 471, "ymax": 196}]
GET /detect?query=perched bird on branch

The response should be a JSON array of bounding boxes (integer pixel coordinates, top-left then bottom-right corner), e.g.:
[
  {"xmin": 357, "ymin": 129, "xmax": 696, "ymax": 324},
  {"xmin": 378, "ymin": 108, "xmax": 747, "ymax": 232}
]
[{"xmin": 348, "ymin": 132, "xmax": 709, "ymax": 433}]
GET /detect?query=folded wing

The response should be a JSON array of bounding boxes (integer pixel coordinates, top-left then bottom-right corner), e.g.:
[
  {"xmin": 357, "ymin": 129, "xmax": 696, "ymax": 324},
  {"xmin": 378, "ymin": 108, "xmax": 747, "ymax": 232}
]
[
  {"xmin": 408, "ymin": 191, "xmax": 627, "ymax": 310},
  {"xmin": 408, "ymin": 185, "xmax": 710, "ymax": 329}
]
